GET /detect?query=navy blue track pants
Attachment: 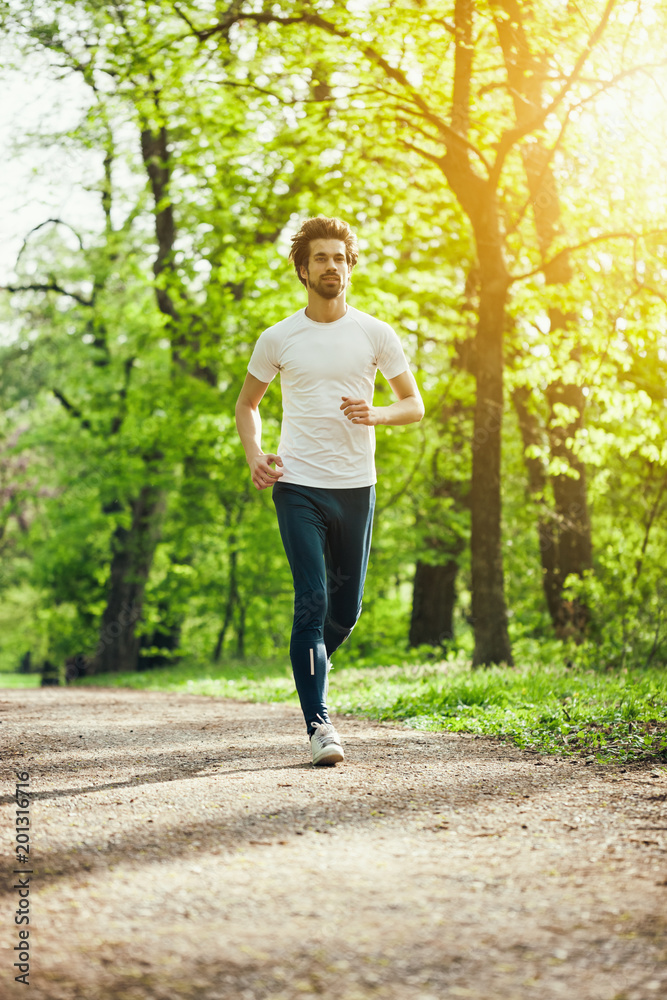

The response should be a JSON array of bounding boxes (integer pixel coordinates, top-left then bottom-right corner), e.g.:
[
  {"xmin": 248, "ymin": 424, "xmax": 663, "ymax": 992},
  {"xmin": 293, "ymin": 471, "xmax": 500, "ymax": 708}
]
[{"xmin": 272, "ymin": 481, "xmax": 375, "ymax": 734}]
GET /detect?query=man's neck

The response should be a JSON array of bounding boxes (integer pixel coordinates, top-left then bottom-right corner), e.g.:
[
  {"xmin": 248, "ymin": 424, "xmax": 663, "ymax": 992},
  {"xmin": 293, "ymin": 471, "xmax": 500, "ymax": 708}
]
[{"xmin": 304, "ymin": 293, "xmax": 348, "ymax": 324}]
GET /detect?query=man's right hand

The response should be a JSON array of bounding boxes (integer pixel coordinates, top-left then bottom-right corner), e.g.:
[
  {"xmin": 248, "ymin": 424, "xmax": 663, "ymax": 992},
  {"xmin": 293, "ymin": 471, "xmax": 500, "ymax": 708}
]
[{"xmin": 249, "ymin": 453, "xmax": 284, "ymax": 490}]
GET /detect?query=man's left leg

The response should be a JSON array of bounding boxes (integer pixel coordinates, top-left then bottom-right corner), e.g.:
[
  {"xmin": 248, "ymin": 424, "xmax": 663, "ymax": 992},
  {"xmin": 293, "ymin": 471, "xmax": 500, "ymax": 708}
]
[{"xmin": 323, "ymin": 485, "xmax": 376, "ymax": 664}]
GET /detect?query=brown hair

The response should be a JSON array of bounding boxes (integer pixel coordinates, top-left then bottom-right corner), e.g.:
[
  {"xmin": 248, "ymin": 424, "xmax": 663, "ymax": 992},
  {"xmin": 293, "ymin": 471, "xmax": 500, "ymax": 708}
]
[{"xmin": 288, "ymin": 216, "xmax": 359, "ymax": 286}]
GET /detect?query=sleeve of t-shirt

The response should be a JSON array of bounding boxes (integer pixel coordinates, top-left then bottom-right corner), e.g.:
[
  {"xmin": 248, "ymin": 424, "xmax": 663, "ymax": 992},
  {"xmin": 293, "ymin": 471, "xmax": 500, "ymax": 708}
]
[
  {"xmin": 247, "ymin": 328, "xmax": 280, "ymax": 383},
  {"xmin": 376, "ymin": 322, "xmax": 410, "ymax": 380}
]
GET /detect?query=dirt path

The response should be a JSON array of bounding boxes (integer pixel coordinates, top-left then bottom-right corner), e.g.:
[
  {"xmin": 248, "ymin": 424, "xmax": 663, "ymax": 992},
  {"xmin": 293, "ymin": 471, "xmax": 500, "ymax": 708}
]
[{"xmin": 0, "ymin": 687, "xmax": 666, "ymax": 1000}]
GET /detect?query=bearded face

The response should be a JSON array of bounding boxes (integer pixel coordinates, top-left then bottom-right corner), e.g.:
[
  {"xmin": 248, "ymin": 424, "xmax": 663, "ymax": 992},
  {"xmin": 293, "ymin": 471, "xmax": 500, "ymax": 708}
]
[{"xmin": 301, "ymin": 239, "xmax": 351, "ymax": 299}]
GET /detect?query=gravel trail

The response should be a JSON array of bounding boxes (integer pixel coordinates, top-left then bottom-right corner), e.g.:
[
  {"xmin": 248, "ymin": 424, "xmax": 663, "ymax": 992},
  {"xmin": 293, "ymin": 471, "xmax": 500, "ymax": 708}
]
[{"xmin": 0, "ymin": 686, "xmax": 666, "ymax": 1000}]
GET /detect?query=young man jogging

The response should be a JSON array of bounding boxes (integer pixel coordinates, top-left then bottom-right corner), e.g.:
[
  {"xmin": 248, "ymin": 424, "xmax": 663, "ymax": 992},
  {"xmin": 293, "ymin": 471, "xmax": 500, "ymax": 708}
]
[{"xmin": 235, "ymin": 216, "xmax": 424, "ymax": 765}]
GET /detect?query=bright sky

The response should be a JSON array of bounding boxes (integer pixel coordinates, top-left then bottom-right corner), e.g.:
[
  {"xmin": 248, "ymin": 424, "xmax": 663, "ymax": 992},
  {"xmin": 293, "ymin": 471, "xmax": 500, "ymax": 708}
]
[{"xmin": 0, "ymin": 49, "xmax": 99, "ymax": 279}]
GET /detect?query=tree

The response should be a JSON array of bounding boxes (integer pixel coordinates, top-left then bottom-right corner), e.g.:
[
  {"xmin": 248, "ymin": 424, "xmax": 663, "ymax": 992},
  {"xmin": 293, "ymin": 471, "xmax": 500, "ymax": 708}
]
[
  {"xmin": 490, "ymin": 0, "xmax": 594, "ymax": 636},
  {"xmin": 3, "ymin": 0, "xmax": 667, "ymax": 675}
]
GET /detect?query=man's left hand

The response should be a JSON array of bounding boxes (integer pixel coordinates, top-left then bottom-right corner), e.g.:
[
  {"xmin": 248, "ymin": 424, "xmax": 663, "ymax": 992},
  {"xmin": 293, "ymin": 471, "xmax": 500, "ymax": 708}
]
[{"xmin": 340, "ymin": 396, "xmax": 381, "ymax": 426}]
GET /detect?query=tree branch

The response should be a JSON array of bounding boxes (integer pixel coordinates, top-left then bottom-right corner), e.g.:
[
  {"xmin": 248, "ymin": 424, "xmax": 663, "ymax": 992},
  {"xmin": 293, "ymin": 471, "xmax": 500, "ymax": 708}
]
[
  {"xmin": 109, "ymin": 357, "xmax": 136, "ymax": 436},
  {"xmin": 511, "ymin": 229, "xmax": 667, "ymax": 283},
  {"xmin": 16, "ymin": 218, "xmax": 86, "ymax": 265},
  {"xmin": 52, "ymin": 389, "xmax": 92, "ymax": 430},
  {"xmin": 452, "ymin": 0, "xmax": 473, "ymax": 141},
  {"xmin": 395, "ymin": 102, "xmax": 490, "ymax": 171},
  {"xmin": 633, "ymin": 281, "xmax": 667, "ymax": 307},
  {"xmin": 1, "ymin": 282, "xmax": 93, "ymax": 306},
  {"xmin": 182, "ymin": 7, "xmax": 492, "ymax": 173},
  {"xmin": 395, "ymin": 109, "xmax": 442, "ymax": 146},
  {"xmin": 632, "ymin": 470, "xmax": 667, "ymax": 589},
  {"xmin": 400, "ymin": 140, "xmax": 445, "ymax": 170},
  {"xmin": 510, "ymin": 55, "xmax": 667, "ymax": 240},
  {"xmin": 489, "ymin": 0, "xmax": 619, "ymax": 188}
]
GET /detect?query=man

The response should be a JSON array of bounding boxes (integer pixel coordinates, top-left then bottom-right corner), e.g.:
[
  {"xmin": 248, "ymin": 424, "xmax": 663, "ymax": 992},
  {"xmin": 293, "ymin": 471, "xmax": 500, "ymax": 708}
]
[{"xmin": 235, "ymin": 216, "xmax": 424, "ymax": 766}]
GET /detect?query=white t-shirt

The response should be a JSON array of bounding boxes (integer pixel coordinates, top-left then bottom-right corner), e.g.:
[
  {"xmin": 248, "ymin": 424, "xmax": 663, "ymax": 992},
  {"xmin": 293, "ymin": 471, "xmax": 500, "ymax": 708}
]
[{"xmin": 247, "ymin": 305, "xmax": 409, "ymax": 488}]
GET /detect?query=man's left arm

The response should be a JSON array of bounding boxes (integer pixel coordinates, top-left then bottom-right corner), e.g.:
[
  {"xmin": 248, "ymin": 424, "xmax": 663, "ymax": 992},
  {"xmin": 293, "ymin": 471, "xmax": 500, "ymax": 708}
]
[{"xmin": 340, "ymin": 369, "xmax": 425, "ymax": 426}]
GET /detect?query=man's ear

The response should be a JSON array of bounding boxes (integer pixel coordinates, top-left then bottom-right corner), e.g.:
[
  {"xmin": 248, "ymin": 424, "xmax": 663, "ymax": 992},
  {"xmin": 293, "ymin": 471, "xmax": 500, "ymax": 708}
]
[{"xmin": 300, "ymin": 264, "xmax": 308, "ymax": 283}]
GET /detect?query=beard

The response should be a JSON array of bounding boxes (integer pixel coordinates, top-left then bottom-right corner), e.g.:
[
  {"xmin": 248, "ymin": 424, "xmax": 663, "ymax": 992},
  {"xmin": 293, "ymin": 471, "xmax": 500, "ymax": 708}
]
[{"xmin": 306, "ymin": 270, "xmax": 345, "ymax": 300}]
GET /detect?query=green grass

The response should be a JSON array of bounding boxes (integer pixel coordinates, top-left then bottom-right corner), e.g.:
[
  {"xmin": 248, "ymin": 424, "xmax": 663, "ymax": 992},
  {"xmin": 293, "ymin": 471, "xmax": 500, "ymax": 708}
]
[
  {"xmin": 75, "ymin": 656, "xmax": 297, "ymax": 700},
  {"xmin": 68, "ymin": 650, "xmax": 667, "ymax": 765},
  {"xmin": 0, "ymin": 673, "xmax": 43, "ymax": 689},
  {"xmin": 332, "ymin": 660, "xmax": 667, "ymax": 765}
]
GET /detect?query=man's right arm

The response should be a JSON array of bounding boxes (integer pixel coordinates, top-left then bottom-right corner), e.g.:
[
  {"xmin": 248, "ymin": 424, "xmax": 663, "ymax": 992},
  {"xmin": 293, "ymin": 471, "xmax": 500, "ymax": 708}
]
[{"xmin": 235, "ymin": 373, "xmax": 284, "ymax": 490}]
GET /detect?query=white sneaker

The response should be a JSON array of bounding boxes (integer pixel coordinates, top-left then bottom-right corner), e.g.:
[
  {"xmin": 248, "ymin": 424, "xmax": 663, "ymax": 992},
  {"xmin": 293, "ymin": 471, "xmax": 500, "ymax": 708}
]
[{"xmin": 310, "ymin": 717, "xmax": 344, "ymax": 766}]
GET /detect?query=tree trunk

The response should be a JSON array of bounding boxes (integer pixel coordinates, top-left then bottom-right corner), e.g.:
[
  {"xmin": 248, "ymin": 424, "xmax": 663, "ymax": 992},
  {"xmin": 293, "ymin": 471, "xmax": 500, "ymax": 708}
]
[
  {"xmin": 139, "ymin": 606, "xmax": 182, "ymax": 669},
  {"xmin": 212, "ymin": 546, "xmax": 239, "ymax": 663},
  {"xmin": 88, "ymin": 483, "xmax": 166, "ymax": 674},
  {"xmin": 409, "ymin": 559, "xmax": 459, "ymax": 647},
  {"xmin": 235, "ymin": 602, "xmax": 246, "ymax": 659},
  {"xmin": 469, "ymin": 227, "xmax": 513, "ymax": 666},
  {"xmin": 408, "ymin": 395, "xmax": 468, "ymax": 651},
  {"xmin": 436, "ymin": 0, "xmax": 513, "ymax": 667},
  {"xmin": 92, "ymin": 119, "xmax": 180, "ymax": 671},
  {"xmin": 546, "ymin": 371, "xmax": 593, "ymax": 637}
]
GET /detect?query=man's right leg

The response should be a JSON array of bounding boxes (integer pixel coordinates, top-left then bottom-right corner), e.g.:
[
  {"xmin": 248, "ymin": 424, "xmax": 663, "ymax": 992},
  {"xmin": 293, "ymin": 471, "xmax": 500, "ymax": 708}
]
[{"xmin": 272, "ymin": 483, "xmax": 333, "ymax": 737}]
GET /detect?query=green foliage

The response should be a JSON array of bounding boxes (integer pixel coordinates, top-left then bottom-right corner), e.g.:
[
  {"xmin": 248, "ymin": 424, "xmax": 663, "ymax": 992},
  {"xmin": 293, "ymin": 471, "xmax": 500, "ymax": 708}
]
[
  {"xmin": 1, "ymin": 0, "xmax": 667, "ymax": 683},
  {"xmin": 341, "ymin": 656, "xmax": 667, "ymax": 765}
]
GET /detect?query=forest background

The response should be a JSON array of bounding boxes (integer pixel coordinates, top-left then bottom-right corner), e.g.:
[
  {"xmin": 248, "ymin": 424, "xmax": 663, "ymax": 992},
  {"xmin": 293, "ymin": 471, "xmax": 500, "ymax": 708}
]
[{"xmin": 1, "ymin": 0, "xmax": 667, "ymax": 760}]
